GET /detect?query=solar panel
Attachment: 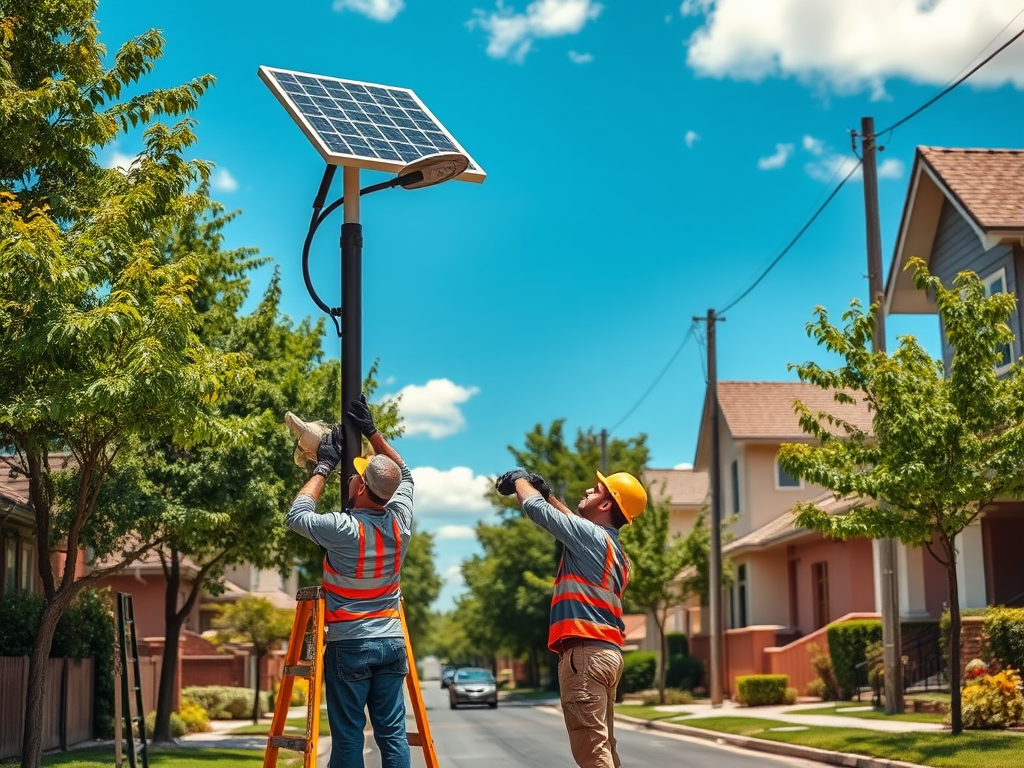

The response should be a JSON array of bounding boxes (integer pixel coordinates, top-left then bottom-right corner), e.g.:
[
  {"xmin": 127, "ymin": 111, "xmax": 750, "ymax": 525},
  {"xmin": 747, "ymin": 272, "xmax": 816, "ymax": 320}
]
[{"xmin": 259, "ymin": 66, "xmax": 485, "ymax": 183}]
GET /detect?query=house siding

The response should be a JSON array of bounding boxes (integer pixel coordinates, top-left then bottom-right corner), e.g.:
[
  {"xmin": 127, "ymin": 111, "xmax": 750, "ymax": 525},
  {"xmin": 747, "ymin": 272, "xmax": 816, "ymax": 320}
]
[{"xmin": 929, "ymin": 199, "xmax": 1020, "ymax": 367}]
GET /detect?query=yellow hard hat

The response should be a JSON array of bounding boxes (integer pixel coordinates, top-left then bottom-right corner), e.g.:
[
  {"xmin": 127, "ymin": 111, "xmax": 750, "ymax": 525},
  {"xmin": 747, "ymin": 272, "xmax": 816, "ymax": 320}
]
[{"xmin": 596, "ymin": 471, "xmax": 647, "ymax": 522}]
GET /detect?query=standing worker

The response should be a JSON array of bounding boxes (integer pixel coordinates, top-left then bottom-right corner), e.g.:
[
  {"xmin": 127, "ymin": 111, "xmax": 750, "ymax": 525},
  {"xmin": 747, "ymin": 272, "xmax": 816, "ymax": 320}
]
[
  {"xmin": 285, "ymin": 395, "xmax": 414, "ymax": 768},
  {"xmin": 495, "ymin": 468, "xmax": 647, "ymax": 768}
]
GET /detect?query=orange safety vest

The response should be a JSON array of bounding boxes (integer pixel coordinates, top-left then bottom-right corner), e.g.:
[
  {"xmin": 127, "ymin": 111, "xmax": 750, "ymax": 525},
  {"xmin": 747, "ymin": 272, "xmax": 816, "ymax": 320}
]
[
  {"xmin": 547, "ymin": 532, "xmax": 628, "ymax": 653},
  {"xmin": 322, "ymin": 516, "xmax": 404, "ymax": 627}
]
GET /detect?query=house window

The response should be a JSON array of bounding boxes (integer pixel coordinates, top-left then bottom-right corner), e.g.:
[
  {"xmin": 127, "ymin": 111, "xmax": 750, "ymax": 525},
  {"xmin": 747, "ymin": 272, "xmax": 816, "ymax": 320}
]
[
  {"xmin": 983, "ymin": 268, "xmax": 1014, "ymax": 372},
  {"xmin": 776, "ymin": 456, "xmax": 803, "ymax": 489},
  {"xmin": 812, "ymin": 561, "xmax": 830, "ymax": 629},
  {"xmin": 736, "ymin": 564, "xmax": 748, "ymax": 628},
  {"xmin": 3, "ymin": 536, "xmax": 16, "ymax": 593},
  {"xmin": 731, "ymin": 460, "xmax": 740, "ymax": 514},
  {"xmin": 3, "ymin": 531, "xmax": 34, "ymax": 594}
]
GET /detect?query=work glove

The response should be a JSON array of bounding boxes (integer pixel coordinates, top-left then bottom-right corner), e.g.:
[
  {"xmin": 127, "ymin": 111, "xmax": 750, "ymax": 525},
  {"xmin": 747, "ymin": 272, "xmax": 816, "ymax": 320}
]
[
  {"xmin": 528, "ymin": 473, "xmax": 552, "ymax": 501},
  {"xmin": 312, "ymin": 423, "xmax": 345, "ymax": 478},
  {"xmin": 495, "ymin": 469, "xmax": 530, "ymax": 496},
  {"xmin": 346, "ymin": 393, "xmax": 378, "ymax": 438}
]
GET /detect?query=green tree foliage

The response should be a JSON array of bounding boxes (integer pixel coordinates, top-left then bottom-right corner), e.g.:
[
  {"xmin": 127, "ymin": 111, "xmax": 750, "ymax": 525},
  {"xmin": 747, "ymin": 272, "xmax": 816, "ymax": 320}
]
[
  {"xmin": 211, "ymin": 597, "xmax": 294, "ymax": 723},
  {"xmin": 0, "ymin": 4, "xmax": 230, "ymax": 765},
  {"xmin": 401, "ymin": 529, "xmax": 443, "ymax": 654},
  {"xmin": 778, "ymin": 259, "xmax": 1024, "ymax": 734}
]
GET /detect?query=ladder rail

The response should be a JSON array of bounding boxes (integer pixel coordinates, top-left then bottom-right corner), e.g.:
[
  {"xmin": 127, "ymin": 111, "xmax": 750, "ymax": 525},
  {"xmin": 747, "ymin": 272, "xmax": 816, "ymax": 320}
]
[{"xmin": 116, "ymin": 593, "xmax": 149, "ymax": 768}]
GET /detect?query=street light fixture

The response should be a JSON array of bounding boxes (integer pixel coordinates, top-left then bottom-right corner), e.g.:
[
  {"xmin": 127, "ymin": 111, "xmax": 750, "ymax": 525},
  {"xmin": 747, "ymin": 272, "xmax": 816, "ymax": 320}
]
[{"xmin": 259, "ymin": 67, "xmax": 484, "ymax": 472}]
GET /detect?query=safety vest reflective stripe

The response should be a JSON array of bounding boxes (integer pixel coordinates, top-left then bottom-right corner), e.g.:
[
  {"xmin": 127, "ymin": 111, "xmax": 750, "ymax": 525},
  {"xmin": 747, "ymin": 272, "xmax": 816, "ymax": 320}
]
[
  {"xmin": 392, "ymin": 519, "xmax": 402, "ymax": 575},
  {"xmin": 547, "ymin": 531, "xmax": 626, "ymax": 652},
  {"xmin": 548, "ymin": 618, "xmax": 624, "ymax": 648},
  {"xmin": 374, "ymin": 526, "xmax": 385, "ymax": 578},
  {"xmin": 322, "ymin": 579, "xmax": 400, "ymax": 600},
  {"xmin": 601, "ymin": 537, "xmax": 615, "ymax": 590},
  {"xmin": 354, "ymin": 521, "xmax": 366, "ymax": 579},
  {"xmin": 325, "ymin": 606, "xmax": 401, "ymax": 623},
  {"xmin": 551, "ymin": 587, "xmax": 623, "ymax": 618}
]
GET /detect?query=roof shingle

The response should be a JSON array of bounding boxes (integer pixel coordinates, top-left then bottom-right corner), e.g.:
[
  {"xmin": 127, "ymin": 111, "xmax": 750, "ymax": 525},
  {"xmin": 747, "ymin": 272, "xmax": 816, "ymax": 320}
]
[
  {"xmin": 717, "ymin": 382, "xmax": 873, "ymax": 440},
  {"xmin": 643, "ymin": 468, "xmax": 708, "ymax": 506},
  {"xmin": 919, "ymin": 147, "xmax": 1024, "ymax": 231}
]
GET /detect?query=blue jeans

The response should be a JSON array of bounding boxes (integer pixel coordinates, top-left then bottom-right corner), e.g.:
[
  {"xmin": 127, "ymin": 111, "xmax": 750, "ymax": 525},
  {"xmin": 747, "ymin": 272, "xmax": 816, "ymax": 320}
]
[{"xmin": 324, "ymin": 637, "xmax": 410, "ymax": 768}]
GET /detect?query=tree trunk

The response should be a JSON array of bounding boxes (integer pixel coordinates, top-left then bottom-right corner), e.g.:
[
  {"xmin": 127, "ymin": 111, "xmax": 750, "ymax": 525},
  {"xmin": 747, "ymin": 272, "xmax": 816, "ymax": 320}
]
[
  {"xmin": 944, "ymin": 535, "xmax": 963, "ymax": 735},
  {"xmin": 654, "ymin": 612, "xmax": 667, "ymax": 704},
  {"xmin": 21, "ymin": 595, "xmax": 71, "ymax": 768},
  {"xmin": 252, "ymin": 652, "xmax": 263, "ymax": 724},
  {"xmin": 153, "ymin": 578, "xmax": 185, "ymax": 743}
]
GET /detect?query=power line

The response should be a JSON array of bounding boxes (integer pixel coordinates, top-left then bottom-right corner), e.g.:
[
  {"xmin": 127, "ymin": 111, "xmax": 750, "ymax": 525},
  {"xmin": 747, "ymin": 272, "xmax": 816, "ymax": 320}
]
[
  {"xmin": 609, "ymin": 323, "xmax": 698, "ymax": 435},
  {"xmin": 715, "ymin": 158, "xmax": 863, "ymax": 315},
  {"xmin": 877, "ymin": 18, "xmax": 1024, "ymax": 139}
]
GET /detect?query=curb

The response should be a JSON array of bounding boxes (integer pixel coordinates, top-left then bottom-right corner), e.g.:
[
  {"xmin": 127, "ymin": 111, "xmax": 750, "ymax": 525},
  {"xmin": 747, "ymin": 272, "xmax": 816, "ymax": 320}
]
[{"xmin": 614, "ymin": 715, "xmax": 929, "ymax": 768}]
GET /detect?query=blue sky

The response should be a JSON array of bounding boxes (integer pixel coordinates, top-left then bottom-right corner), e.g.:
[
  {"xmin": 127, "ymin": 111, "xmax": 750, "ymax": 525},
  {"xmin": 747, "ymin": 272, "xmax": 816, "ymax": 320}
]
[{"xmin": 96, "ymin": 0, "xmax": 1024, "ymax": 610}]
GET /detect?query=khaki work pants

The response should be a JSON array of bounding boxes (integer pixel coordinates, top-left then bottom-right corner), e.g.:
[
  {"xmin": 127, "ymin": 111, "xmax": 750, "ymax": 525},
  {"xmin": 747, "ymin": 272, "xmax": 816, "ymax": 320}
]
[{"xmin": 557, "ymin": 644, "xmax": 624, "ymax": 768}]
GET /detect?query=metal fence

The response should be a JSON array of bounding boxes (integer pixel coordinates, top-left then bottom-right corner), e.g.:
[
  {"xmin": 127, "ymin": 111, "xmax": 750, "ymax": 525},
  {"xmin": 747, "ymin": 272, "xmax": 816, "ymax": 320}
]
[{"xmin": 0, "ymin": 657, "xmax": 94, "ymax": 760}]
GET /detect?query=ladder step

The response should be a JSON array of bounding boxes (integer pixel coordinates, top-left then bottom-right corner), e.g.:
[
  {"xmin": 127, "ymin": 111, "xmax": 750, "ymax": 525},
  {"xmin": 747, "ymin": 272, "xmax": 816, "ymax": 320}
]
[
  {"xmin": 270, "ymin": 735, "xmax": 309, "ymax": 752},
  {"xmin": 407, "ymin": 731, "xmax": 422, "ymax": 747},
  {"xmin": 283, "ymin": 665, "xmax": 313, "ymax": 678},
  {"xmin": 295, "ymin": 585, "xmax": 325, "ymax": 602}
]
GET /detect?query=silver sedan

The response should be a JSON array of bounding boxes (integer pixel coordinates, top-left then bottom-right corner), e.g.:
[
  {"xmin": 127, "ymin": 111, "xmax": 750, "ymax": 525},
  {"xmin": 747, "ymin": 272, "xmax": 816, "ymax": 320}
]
[{"xmin": 448, "ymin": 667, "xmax": 498, "ymax": 709}]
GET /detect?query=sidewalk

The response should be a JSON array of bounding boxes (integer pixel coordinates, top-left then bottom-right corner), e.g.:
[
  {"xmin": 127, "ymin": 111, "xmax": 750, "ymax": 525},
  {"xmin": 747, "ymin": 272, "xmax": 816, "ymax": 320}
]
[{"xmin": 179, "ymin": 705, "xmax": 333, "ymax": 766}]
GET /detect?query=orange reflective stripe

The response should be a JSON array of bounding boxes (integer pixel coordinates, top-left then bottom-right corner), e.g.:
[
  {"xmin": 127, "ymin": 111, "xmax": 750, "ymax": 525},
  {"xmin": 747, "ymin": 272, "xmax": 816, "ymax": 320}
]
[
  {"xmin": 547, "ymin": 619, "xmax": 624, "ymax": 653},
  {"xmin": 601, "ymin": 536, "xmax": 615, "ymax": 590},
  {"xmin": 374, "ymin": 526, "xmax": 385, "ymax": 578},
  {"xmin": 392, "ymin": 519, "xmax": 402, "ymax": 575},
  {"xmin": 322, "ymin": 580, "xmax": 400, "ymax": 600},
  {"xmin": 355, "ymin": 522, "xmax": 366, "ymax": 578},
  {"xmin": 325, "ymin": 607, "xmax": 401, "ymax": 623}
]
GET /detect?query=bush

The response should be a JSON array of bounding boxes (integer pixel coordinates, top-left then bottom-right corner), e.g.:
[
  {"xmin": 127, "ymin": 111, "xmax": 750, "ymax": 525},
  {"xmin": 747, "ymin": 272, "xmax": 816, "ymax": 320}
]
[
  {"xmin": 181, "ymin": 686, "xmax": 270, "ymax": 720},
  {"xmin": 666, "ymin": 654, "xmax": 703, "ymax": 691},
  {"xmin": 640, "ymin": 688, "xmax": 693, "ymax": 706},
  {"xmin": 983, "ymin": 608, "xmax": 1024, "ymax": 672},
  {"xmin": 735, "ymin": 674, "xmax": 790, "ymax": 706},
  {"xmin": 665, "ymin": 633, "xmax": 689, "ymax": 657},
  {"xmin": 807, "ymin": 643, "xmax": 841, "ymax": 700},
  {"xmin": 619, "ymin": 652, "xmax": 656, "ymax": 694},
  {"xmin": 827, "ymin": 620, "xmax": 881, "ymax": 698},
  {"xmin": 178, "ymin": 699, "xmax": 211, "ymax": 733},
  {"xmin": 959, "ymin": 668, "xmax": 1024, "ymax": 729},
  {"xmin": 143, "ymin": 711, "xmax": 187, "ymax": 739}
]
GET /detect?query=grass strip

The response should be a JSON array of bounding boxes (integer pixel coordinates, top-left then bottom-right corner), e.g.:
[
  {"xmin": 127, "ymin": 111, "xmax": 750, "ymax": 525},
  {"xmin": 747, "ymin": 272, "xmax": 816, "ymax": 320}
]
[
  {"xmin": 615, "ymin": 705, "xmax": 689, "ymax": 721},
  {"xmin": 782, "ymin": 705, "xmax": 943, "ymax": 723},
  {"xmin": 42, "ymin": 747, "xmax": 270, "ymax": 768}
]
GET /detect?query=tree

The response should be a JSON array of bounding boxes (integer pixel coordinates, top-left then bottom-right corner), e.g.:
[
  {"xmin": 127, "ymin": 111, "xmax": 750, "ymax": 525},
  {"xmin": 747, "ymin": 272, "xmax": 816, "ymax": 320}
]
[
  {"xmin": 211, "ymin": 596, "xmax": 294, "ymax": 723},
  {"xmin": 0, "ymin": 4, "xmax": 227, "ymax": 766},
  {"xmin": 400, "ymin": 529, "xmax": 443, "ymax": 654},
  {"xmin": 778, "ymin": 259, "xmax": 1024, "ymax": 735},
  {"xmin": 620, "ymin": 498, "xmax": 688, "ymax": 703}
]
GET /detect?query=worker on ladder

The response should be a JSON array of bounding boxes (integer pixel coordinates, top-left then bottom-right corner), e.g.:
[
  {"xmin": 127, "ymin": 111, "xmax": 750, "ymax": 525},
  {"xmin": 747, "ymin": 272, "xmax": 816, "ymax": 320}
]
[
  {"xmin": 496, "ymin": 468, "xmax": 647, "ymax": 768},
  {"xmin": 285, "ymin": 395, "xmax": 414, "ymax": 768}
]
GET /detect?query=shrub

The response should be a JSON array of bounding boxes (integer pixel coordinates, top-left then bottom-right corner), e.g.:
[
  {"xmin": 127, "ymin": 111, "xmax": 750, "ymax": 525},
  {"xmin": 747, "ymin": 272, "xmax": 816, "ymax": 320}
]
[
  {"xmin": 827, "ymin": 620, "xmax": 881, "ymax": 698},
  {"xmin": 959, "ymin": 668, "xmax": 1024, "ymax": 729},
  {"xmin": 181, "ymin": 686, "xmax": 269, "ymax": 720},
  {"xmin": 178, "ymin": 699, "xmax": 211, "ymax": 733},
  {"xmin": 143, "ymin": 711, "xmax": 187, "ymax": 739},
  {"xmin": 983, "ymin": 608, "xmax": 1024, "ymax": 672},
  {"xmin": 784, "ymin": 687, "xmax": 798, "ymax": 705},
  {"xmin": 735, "ymin": 674, "xmax": 790, "ymax": 706},
  {"xmin": 807, "ymin": 643, "xmax": 841, "ymax": 700},
  {"xmin": 640, "ymin": 688, "xmax": 693, "ymax": 706},
  {"xmin": 619, "ymin": 652, "xmax": 656, "ymax": 694},
  {"xmin": 666, "ymin": 654, "xmax": 703, "ymax": 691},
  {"xmin": 665, "ymin": 633, "xmax": 689, "ymax": 657},
  {"xmin": 291, "ymin": 677, "xmax": 309, "ymax": 706}
]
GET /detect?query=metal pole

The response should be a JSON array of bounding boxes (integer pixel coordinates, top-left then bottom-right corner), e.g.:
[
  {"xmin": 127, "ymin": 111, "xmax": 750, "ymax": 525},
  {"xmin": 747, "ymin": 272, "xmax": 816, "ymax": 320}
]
[
  {"xmin": 706, "ymin": 309, "xmax": 724, "ymax": 706},
  {"xmin": 861, "ymin": 116, "xmax": 903, "ymax": 714},
  {"xmin": 341, "ymin": 166, "xmax": 363, "ymax": 479},
  {"xmin": 600, "ymin": 429, "xmax": 608, "ymax": 474}
]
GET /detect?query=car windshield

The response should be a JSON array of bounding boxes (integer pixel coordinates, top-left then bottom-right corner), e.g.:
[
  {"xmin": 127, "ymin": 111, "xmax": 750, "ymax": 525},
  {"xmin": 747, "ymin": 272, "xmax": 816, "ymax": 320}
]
[{"xmin": 455, "ymin": 669, "xmax": 494, "ymax": 682}]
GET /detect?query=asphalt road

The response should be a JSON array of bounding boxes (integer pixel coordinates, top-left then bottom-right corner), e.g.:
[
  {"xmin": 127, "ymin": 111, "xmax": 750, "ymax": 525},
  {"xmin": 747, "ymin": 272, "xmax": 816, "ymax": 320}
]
[{"xmin": 347, "ymin": 684, "xmax": 824, "ymax": 768}]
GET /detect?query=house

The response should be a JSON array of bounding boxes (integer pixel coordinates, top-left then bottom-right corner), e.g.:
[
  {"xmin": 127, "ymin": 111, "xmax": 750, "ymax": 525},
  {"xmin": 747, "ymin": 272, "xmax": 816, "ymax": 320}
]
[
  {"xmin": 883, "ymin": 145, "xmax": 1024, "ymax": 610},
  {"xmin": 0, "ymin": 461, "xmax": 38, "ymax": 594}
]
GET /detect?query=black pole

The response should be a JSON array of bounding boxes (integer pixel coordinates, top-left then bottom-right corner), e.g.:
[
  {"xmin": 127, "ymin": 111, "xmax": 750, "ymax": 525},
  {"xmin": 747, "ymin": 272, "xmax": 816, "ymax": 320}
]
[
  {"xmin": 707, "ymin": 308, "xmax": 724, "ymax": 706},
  {"xmin": 341, "ymin": 221, "xmax": 363, "ymax": 480}
]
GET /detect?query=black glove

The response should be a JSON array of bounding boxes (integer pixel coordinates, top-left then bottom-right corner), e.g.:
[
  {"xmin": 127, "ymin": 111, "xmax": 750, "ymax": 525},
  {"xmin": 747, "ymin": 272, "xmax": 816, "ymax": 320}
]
[
  {"xmin": 496, "ymin": 469, "xmax": 530, "ymax": 496},
  {"xmin": 346, "ymin": 394, "xmax": 378, "ymax": 438},
  {"xmin": 312, "ymin": 423, "xmax": 345, "ymax": 477},
  {"xmin": 528, "ymin": 473, "xmax": 552, "ymax": 500}
]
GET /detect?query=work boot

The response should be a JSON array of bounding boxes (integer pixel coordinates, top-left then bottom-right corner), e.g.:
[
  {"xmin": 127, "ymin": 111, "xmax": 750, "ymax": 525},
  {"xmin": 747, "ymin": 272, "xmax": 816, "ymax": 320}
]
[{"xmin": 284, "ymin": 412, "xmax": 333, "ymax": 469}]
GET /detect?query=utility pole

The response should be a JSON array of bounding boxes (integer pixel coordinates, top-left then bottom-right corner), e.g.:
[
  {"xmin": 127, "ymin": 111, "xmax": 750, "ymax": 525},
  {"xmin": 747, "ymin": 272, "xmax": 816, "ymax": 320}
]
[
  {"xmin": 694, "ymin": 309, "xmax": 725, "ymax": 706},
  {"xmin": 600, "ymin": 428, "xmax": 608, "ymax": 474},
  {"xmin": 859, "ymin": 116, "xmax": 904, "ymax": 715}
]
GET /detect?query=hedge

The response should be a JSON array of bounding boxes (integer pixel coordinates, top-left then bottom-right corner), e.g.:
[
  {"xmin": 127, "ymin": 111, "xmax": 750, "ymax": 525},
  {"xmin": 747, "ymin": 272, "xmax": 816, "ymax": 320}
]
[
  {"xmin": 666, "ymin": 654, "xmax": 703, "ymax": 691},
  {"xmin": 665, "ymin": 632, "xmax": 689, "ymax": 657},
  {"xmin": 983, "ymin": 607, "xmax": 1024, "ymax": 672},
  {"xmin": 735, "ymin": 674, "xmax": 791, "ymax": 706},
  {"xmin": 619, "ymin": 651, "xmax": 656, "ymax": 694},
  {"xmin": 827, "ymin": 619, "xmax": 881, "ymax": 698},
  {"xmin": 182, "ymin": 686, "xmax": 271, "ymax": 720}
]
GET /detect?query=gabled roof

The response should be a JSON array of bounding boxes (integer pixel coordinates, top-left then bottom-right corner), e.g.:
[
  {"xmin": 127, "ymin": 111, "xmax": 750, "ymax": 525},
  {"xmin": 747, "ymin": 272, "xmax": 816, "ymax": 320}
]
[
  {"xmin": 643, "ymin": 468, "xmax": 708, "ymax": 507},
  {"xmin": 694, "ymin": 382, "xmax": 873, "ymax": 469},
  {"xmin": 724, "ymin": 492, "xmax": 869, "ymax": 555},
  {"xmin": 885, "ymin": 147, "xmax": 1024, "ymax": 315}
]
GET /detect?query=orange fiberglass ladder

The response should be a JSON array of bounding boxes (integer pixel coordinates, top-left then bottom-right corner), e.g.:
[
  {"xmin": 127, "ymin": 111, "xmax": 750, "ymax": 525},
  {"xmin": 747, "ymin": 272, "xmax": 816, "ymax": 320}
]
[{"xmin": 263, "ymin": 585, "xmax": 439, "ymax": 768}]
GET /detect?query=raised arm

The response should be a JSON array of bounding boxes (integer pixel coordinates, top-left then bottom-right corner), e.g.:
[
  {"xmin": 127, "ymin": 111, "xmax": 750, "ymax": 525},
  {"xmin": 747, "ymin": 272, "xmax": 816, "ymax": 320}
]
[{"xmin": 347, "ymin": 394, "xmax": 405, "ymax": 468}]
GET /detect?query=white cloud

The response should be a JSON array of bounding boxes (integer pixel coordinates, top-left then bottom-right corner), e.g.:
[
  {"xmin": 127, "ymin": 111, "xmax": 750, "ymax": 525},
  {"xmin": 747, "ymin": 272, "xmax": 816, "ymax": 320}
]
[
  {"xmin": 568, "ymin": 50, "xmax": 594, "ymax": 64},
  {"xmin": 387, "ymin": 379, "xmax": 479, "ymax": 438},
  {"xmin": 470, "ymin": 0, "xmax": 603, "ymax": 63},
  {"xmin": 800, "ymin": 135, "xmax": 905, "ymax": 184},
  {"xmin": 681, "ymin": 0, "xmax": 1024, "ymax": 95},
  {"xmin": 878, "ymin": 157, "xmax": 906, "ymax": 179},
  {"xmin": 436, "ymin": 525, "xmax": 477, "ymax": 540},
  {"xmin": 757, "ymin": 142, "xmax": 794, "ymax": 170},
  {"xmin": 212, "ymin": 169, "xmax": 238, "ymax": 193},
  {"xmin": 802, "ymin": 135, "xmax": 826, "ymax": 157},
  {"xmin": 411, "ymin": 466, "xmax": 492, "ymax": 514},
  {"xmin": 444, "ymin": 565, "xmax": 465, "ymax": 587},
  {"xmin": 684, "ymin": 130, "xmax": 700, "ymax": 148},
  {"xmin": 104, "ymin": 150, "xmax": 140, "ymax": 173},
  {"xmin": 333, "ymin": 0, "xmax": 404, "ymax": 22},
  {"xmin": 673, "ymin": 462, "xmax": 694, "ymax": 470}
]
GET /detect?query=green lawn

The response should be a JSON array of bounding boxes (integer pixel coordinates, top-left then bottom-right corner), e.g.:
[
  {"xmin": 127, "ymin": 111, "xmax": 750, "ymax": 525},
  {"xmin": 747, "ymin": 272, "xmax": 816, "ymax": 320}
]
[
  {"xmin": 231, "ymin": 713, "xmax": 330, "ymax": 735},
  {"xmin": 683, "ymin": 716, "xmax": 1024, "ymax": 768},
  {"xmin": 783, "ymin": 704, "xmax": 944, "ymax": 723},
  {"xmin": 614, "ymin": 705, "xmax": 690, "ymax": 721},
  {"xmin": 41, "ymin": 748, "xmax": 275, "ymax": 768}
]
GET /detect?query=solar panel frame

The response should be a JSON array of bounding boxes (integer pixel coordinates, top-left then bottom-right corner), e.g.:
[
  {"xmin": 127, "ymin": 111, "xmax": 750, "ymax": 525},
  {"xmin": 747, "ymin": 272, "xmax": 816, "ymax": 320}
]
[{"xmin": 259, "ymin": 66, "xmax": 485, "ymax": 183}]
